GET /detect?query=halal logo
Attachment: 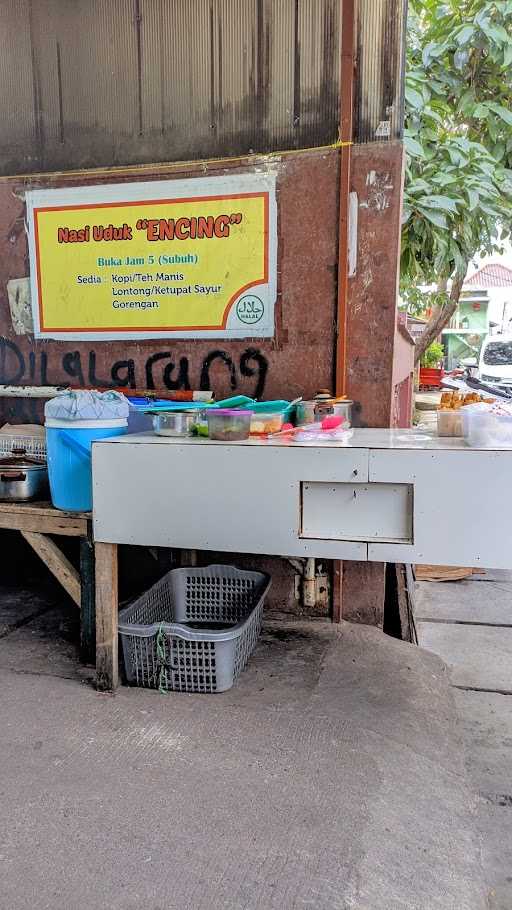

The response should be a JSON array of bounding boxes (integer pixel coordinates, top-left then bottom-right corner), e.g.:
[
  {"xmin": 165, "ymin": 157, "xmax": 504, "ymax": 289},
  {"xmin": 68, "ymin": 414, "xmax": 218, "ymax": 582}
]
[{"xmin": 236, "ymin": 295, "xmax": 264, "ymax": 325}]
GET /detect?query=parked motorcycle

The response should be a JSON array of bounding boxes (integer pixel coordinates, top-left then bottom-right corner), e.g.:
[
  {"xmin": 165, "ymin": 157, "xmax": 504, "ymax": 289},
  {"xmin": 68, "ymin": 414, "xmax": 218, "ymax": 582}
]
[{"xmin": 441, "ymin": 368, "xmax": 512, "ymax": 401}]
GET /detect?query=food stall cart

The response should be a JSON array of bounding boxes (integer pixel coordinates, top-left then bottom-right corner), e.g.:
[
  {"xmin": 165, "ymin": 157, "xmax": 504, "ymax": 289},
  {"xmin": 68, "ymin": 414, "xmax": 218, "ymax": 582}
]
[{"xmin": 92, "ymin": 428, "xmax": 512, "ymax": 690}]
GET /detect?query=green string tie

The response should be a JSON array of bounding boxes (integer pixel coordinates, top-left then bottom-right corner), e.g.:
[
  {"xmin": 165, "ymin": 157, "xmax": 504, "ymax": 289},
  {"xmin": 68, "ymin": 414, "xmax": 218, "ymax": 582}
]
[{"xmin": 156, "ymin": 623, "xmax": 169, "ymax": 695}]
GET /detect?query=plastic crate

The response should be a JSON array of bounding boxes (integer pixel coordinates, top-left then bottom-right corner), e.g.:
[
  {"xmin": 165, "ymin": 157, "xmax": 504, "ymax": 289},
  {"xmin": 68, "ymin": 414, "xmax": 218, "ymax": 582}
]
[
  {"xmin": 119, "ymin": 565, "xmax": 271, "ymax": 693},
  {"xmin": 419, "ymin": 367, "xmax": 444, "ymax": 390}
]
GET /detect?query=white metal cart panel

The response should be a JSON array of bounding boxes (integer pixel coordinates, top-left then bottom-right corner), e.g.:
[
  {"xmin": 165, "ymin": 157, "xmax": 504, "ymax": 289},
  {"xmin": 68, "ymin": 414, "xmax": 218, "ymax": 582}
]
[
  {"xmin": 92, "ymin": 431, "xmax": 512, "ymax": 569},
  {"xmin": 367, "ymin": 448, "xmax": 511, "ymax": 569},
  {"xmin": 93, "ymin": 437, "xmax": 369, "ymax": 559}
]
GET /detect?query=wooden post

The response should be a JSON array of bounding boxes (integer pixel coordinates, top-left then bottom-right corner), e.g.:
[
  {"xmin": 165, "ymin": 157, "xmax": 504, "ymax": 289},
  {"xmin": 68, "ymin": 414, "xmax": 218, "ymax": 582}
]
[
  {"xmin": 80, "ymin": 530, "xmax": 96, "ymax": 665},
  {"xmin": 332, "ymin": 560, "xmax": 343, "ymax": 623},
  {"xmin": 95, "ymin": 542, "xmax": 119, "ymax": 691},
  {"xmin": 181, "ymin": 548, "xmax": 198, "ymax": 567}
]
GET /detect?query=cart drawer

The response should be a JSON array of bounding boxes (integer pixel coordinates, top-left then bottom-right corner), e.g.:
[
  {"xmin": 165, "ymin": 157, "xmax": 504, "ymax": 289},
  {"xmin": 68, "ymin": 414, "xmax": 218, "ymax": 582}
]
[{"xmin": 300, "ymin": 481, "xmax": 413, "ymax": 543}]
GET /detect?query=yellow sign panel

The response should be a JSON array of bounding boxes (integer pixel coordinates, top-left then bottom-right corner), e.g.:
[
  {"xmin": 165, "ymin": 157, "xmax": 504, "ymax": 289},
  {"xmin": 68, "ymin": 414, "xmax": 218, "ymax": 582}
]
[{"xmin": 27, "ymin": 175, "xmax": 277, "ymax": 339}]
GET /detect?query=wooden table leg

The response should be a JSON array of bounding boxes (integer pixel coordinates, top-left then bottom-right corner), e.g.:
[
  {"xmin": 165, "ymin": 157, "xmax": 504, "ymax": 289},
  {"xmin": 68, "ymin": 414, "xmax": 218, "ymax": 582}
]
[
  {"xmin": 80, "ymin": 529, "xmax": 96, "ymax": 665},
  {"xmin": 332, "ymin": 559, "xmax": 343, "ymax": 623},
  {"xmin": 95, "ymin": 542, "xmax": 119, "ymax": 691},
  {"xmin": 21, "ymin": 530, "xmax": 81, "ymax": 607}
]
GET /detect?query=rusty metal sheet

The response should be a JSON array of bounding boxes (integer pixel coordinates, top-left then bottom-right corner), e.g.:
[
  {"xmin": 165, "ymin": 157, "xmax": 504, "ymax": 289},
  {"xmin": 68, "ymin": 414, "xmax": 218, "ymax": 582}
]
[
  {"xmin": 0, "ymin": 0, "xmax": 341, "ymax": 176},
  {"xmin": 354, "ymin": 0, "xmax": 407, "ymax": 143},
  {"xmin": 0, "ymin": 0, "xmax": 35, "ymax": 171}
]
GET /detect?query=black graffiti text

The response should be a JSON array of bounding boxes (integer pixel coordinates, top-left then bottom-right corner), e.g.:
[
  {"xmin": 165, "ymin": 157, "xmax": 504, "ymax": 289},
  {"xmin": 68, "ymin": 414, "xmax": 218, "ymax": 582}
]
[{"xmin": 0, "ymin": 339, "xmax": 269, "ymax": 401}]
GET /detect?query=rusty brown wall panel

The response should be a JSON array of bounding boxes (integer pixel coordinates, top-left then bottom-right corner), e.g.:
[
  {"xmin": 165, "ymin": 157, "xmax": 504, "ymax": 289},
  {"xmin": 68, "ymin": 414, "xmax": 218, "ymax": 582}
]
[
  {"xmin": 342, "ymin": 140, "xmax": 404, "ymax": 629},
  {"xmin": 0, "ymin": 145, "xmax": 406, "ymax": 426},
  {"xmin": 354, "ymin": 0, "xmax": 407, "ymax": 143},
  {"xmin": 0, "ymin": 0, "xmax": 342, "ymax": 176},
  {"xmin": 345, "ymin": 141, "xmax": 404, "ymax": 426},
  {"xmin": 0, "ymin": 149, "xmax": 338, "ymax": 420}
]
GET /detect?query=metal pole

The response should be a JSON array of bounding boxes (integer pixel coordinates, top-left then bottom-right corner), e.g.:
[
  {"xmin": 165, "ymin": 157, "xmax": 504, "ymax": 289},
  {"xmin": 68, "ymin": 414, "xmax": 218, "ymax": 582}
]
[
  {"xmin": 335, "ymin": 0, "xmax": 356, "ymax": 397},
  {"xmin": 333, "ymin": 0, "xmax": 356, "ymax": 623}
]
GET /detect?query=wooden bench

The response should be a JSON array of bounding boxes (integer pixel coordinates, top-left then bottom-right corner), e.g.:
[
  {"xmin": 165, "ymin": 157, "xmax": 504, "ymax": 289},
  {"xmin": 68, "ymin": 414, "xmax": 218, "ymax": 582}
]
[{"xmin": 0, "ymin": 501, "xmax": 96, "ymax": 665}]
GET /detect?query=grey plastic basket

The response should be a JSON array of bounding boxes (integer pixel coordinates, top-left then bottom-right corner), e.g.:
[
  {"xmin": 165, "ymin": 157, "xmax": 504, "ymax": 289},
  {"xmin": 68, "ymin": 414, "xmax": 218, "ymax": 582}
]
[{"xmin": 118, "ymin": 564, "xmax": 270, "ymax": 693}]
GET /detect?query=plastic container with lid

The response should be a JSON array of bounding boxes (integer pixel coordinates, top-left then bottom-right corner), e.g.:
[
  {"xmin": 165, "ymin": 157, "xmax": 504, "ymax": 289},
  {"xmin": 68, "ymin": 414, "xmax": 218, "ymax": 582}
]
[
  {"xmin": 298, "ymin": 398, "xmax": 352, "ymax": 426},
  {"xmin": 462, "ymin": 403, "xmax": 512, "ymax": 448},
  {"xmin": 250, "ymin": 411, "xmax": 285, "ymax": 436},
  {"xmin": 437, "ymin": 409, "xmax": 463, "ymax": 437},
  {"xmin": 326, "ymin": 401, "xmax": 352, "ymax": 426},
  {"xmin": 207, "ymin": 409, "xmax": 253, "ymax": 441}
]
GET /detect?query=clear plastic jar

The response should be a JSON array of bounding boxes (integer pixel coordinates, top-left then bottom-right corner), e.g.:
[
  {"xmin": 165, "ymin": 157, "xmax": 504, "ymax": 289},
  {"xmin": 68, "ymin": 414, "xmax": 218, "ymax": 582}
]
[
  {"xmin": 437, "ymin": 409, "xmax": 463, "ymax": 437},
  {"xmin": 206, "ymin": 409, "xmax": 253, "ymax": 441}
]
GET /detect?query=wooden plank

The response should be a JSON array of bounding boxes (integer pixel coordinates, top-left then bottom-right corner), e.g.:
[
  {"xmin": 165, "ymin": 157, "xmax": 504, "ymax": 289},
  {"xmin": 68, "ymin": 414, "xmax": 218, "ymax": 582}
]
[
  {"xmin": 342, "ymin": 561, "xmax": 385, "ymax": 627},
  {"xmin": 415, "ymin": 565, "xmax": 476, "ymax": 582},
  {"xmin": 95, "ymin": 542, "xmax": 119, "ymax": 691},
  {"xmin": 80, "ymin": 531, "xmax": 96, "ymax": 665},
  {"xmin": 21, "ymin": 531, "xmax": 81, "ymax": 607},
  {"xmin": 0, "ymin": 511, "xmax": 87, "ymax": 537},
  {"xmin": 0, "ymin": 500, "xmax": 90, "ymax": 519}
]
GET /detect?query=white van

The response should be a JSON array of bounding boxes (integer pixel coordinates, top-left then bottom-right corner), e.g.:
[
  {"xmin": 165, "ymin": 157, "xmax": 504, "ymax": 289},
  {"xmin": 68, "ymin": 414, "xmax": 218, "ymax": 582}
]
[{"xmin": 479, "ymin": 334, "xmax": 512, "ymax": 390}]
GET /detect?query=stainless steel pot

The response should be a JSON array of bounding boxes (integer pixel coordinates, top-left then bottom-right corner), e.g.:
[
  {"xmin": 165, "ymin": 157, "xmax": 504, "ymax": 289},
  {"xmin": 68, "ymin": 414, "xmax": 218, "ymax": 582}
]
[
  {"xmin": 151, "ymin": 411, "xmax": 197, "ymax": 437},
  {"xmin": 326, "ymin": 401, "xmax": 353, "ymax": 425},
  {"xmin": 0, "ymin": 457, "xmax": 49, "ymax": 501}
]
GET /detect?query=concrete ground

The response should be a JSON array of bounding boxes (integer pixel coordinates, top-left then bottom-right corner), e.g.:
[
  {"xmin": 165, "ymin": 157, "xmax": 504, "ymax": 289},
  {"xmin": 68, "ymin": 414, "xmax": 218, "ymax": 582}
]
[
  {"xmin": 0, "ymin": 584, "xmax": 487, "ymax": 910},
  {"xmin": 417, "ymin": 569, "xmax": 512, "ymax": 910},
  {"xmin": 415, "ymin": 390, "xmax": 442, "ymax": 412},
  {"xmin": 414, "ymin": 390, "xmax": 440, "ymax": 432}
]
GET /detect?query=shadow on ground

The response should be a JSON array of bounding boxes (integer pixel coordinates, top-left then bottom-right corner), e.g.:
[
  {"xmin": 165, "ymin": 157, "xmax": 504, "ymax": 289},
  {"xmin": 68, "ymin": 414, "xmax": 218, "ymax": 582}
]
[{"xmin": 0, "ymin": 584, "xmax": 487, "ymax": 910}]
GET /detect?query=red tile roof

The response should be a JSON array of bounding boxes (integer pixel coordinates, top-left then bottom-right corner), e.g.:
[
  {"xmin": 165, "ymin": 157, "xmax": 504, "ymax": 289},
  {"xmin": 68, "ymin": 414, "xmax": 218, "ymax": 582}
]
[{"xmin": 464, "ymin": 263, "xmax": 512, "ymax": 288}]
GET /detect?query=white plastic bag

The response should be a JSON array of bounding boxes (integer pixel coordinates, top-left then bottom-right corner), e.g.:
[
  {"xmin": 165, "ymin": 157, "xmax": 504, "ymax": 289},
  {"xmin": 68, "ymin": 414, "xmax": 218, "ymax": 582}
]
[{"xmin": 45, "ymin": 390, "xmax": 129, "ymax": 422}]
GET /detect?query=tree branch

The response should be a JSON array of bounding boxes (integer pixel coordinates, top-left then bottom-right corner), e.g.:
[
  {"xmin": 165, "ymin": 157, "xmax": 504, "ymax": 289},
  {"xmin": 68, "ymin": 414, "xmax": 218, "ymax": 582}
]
[{"xmin": 413, "ymin": 269, "xmax": 468, "ymax": 366}]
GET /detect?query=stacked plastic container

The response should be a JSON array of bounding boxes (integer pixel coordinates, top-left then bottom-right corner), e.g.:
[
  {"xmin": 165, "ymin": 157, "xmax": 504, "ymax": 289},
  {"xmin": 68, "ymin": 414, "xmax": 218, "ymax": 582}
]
[{"xmin": 462, "ymin": 401, "xmax": 512, "ymax": 448}]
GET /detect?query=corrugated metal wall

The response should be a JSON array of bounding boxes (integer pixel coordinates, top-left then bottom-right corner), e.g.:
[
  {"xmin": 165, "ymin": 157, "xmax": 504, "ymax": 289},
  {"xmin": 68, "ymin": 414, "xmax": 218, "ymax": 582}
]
[
  {"xmin": 354, "ymin": 0, "xmax": 407, "ymax": 143},
  {"xmin": 0, "ymin": 0, "xmax": 405, "ymax": 176}
]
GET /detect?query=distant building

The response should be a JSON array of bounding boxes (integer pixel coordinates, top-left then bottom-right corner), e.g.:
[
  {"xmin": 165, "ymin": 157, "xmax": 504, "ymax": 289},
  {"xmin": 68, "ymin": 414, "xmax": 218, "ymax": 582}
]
[
  {"xmin": 406, "ymin": 314, "xmax": 428, "ymax": 343},
  {"xmin": 465, "ymin": 263, "xmax": 512, "ymax": 290},
  {"xmin": 465, "ymin": 263, "xmax": 512, "ymax": 335},
  {"xmin": 442, "ymin": 264, "xmax": 512, "ymax": 369},
  {"xmin": 442, "ymin": 290, "xmax": 490, "ymax": 369}
]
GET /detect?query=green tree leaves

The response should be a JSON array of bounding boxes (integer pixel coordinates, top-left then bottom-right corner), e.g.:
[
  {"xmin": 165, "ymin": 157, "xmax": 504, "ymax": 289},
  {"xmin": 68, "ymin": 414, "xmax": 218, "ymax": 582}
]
[{"xmin": 402, "ymin": 0, "xmax": 512, "ymax": 307}]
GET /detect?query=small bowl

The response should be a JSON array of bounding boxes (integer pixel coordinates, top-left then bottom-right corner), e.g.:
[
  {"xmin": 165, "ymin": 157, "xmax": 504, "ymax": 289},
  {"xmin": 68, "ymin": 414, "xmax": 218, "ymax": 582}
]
[{"xmin": 151, "ymin": 411, "xmax": 196, "ymax": 437}]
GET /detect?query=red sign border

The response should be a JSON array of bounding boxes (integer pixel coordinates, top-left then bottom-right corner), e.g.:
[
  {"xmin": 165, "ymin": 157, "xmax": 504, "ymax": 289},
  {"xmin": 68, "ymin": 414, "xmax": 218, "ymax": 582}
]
[{"xmin": 34, "ymin": 191, "xmax": 270, "ymax": 333}]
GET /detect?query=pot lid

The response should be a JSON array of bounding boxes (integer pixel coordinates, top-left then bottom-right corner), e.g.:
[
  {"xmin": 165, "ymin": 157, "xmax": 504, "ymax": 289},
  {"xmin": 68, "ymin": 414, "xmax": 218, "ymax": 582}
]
[{"xmin": 0, "ymin": 456, "xmax": 47, "ymax": 468}]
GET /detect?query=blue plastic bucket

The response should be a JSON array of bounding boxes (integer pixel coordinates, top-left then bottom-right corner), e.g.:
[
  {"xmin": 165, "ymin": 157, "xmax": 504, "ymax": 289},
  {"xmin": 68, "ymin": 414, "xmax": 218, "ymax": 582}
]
[{"xmin": 45, "ymin": 418, "xmax": 127, "ymax": 512}]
